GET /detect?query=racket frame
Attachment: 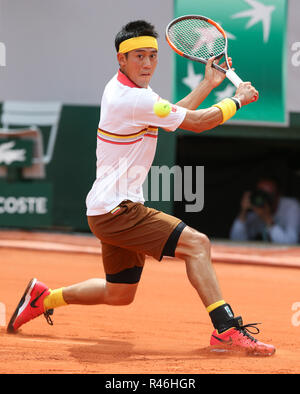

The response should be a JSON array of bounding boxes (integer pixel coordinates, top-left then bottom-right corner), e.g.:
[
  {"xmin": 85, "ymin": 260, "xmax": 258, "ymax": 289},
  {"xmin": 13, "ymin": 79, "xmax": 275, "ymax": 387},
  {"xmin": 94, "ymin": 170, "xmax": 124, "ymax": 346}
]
[{"xmin": 165, "ymin": 15, "xmax": 243, "ymax": 87}]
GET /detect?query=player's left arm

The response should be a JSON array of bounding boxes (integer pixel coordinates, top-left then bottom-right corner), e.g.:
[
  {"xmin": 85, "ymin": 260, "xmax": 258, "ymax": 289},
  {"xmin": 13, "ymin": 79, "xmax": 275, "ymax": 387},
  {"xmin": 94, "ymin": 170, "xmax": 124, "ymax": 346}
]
[{"xmin": 176, "ymin": 57, "xmax": 232, "ymax": 110}]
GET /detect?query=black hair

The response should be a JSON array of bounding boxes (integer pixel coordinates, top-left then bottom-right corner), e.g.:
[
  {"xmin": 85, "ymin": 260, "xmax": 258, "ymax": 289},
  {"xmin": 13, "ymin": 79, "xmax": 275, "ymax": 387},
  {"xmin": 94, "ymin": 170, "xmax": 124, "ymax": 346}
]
[
  {"xmin": 256, "ymin": 175, "xmax": 282, "ymax": 193},
  {"xmin": 115, "ymin": 20, "xmax": 158, "ymax": 52}
]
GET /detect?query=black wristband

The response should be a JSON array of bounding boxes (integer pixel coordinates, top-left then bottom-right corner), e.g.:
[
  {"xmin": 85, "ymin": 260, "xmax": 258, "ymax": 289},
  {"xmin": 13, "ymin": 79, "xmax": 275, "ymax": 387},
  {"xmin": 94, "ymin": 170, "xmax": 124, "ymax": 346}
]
[{"xmin": 230, "ymin": 97, "xmax": 241, "ymax": 110}]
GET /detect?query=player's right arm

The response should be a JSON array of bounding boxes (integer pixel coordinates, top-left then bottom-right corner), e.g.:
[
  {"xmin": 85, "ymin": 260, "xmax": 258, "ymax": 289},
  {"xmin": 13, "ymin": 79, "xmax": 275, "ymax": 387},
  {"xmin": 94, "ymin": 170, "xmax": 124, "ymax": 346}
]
[
  {"xmin": 175, "ymin": 57, "xmax": 231, "ymax": 110},
  {"xmin": 178, "ymin": 82, "xmax": 258, "ymax": 133}
]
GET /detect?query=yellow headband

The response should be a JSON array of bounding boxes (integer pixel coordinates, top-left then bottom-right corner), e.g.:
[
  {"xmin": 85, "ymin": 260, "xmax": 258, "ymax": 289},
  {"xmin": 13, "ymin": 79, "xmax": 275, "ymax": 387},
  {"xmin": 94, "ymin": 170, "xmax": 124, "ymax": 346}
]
[{"xmin": 119, "ymin": 36, "xmax": 158, "ymax": 53}]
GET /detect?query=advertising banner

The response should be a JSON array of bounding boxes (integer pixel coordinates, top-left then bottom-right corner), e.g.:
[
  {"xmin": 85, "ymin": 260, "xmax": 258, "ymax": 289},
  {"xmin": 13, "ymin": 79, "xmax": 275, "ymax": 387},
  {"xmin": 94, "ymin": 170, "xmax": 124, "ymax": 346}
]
[
  {"xmin": 0, "ymin": 182, "xmax": 52, "ymax": 227},
  {"xmin": 173, "ymin": 0, "xmax": 287, "ymax": 125}
]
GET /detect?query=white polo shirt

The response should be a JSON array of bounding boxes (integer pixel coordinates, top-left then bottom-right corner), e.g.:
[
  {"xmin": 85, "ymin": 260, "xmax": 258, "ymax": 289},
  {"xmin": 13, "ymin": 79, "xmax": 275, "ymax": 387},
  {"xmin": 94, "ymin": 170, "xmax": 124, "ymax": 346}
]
[{"xmin": 86, "ymin": 70, "xmax": 187, "ymax": 215}]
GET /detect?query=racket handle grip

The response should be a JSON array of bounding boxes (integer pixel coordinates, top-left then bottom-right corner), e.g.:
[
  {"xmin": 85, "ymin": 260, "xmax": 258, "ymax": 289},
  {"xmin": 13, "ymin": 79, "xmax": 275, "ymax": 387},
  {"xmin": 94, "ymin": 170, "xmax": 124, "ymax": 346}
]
[
  {"xmin": 226, "ymin": 69, "xmax": 243, "ymax": 87},
  {"xmin": 226, "ymin": 69, "xmax": 258, "ymax": 102}
]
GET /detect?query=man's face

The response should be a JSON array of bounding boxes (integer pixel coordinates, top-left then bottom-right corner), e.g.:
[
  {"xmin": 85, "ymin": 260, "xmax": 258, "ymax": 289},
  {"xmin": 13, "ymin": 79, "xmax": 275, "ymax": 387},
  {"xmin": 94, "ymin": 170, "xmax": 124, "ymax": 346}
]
[{"xmin": 118, "ymin": 48, "xmax": 158, "ymax": 88}]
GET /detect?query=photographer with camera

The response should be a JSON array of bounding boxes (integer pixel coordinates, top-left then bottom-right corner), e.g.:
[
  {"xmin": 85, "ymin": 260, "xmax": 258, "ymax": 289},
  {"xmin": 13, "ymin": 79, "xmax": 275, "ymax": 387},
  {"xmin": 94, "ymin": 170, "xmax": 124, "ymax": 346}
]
[{"xmin": 230, "ymin": 176, "xmax": 300, "ymax": 244}]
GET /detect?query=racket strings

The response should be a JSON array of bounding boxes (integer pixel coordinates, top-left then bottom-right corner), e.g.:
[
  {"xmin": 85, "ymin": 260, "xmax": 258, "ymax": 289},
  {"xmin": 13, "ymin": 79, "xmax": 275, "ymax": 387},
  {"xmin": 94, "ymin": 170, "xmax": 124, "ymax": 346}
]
[{"xmin": 168, "ymin": 18, "xmax": 226, "ymax": 59}]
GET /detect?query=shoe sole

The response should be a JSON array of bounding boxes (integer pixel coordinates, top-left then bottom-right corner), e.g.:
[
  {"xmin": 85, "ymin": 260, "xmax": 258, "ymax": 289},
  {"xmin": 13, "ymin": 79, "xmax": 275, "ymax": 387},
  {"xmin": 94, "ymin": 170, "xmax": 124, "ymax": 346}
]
[
  {"xmin": 210, "ymin": 344, "xmax": 275, "ymax": 357},
  {"xmin": 7, "ymin": 278, "xmax": 37, "ymax": 334}
]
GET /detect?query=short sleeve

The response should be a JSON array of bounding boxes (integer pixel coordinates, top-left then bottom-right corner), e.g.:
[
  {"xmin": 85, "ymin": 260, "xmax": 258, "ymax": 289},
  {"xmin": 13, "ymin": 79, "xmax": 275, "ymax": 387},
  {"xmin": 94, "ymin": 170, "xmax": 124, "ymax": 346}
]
[{"xmin": 133, "ymin": 88, "xmax": 186, "ymax": 132}]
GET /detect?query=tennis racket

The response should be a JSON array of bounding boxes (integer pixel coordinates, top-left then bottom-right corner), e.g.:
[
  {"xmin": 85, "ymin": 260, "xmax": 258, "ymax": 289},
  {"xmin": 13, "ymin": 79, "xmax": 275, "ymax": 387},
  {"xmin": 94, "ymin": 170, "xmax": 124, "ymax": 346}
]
[{"xmin": 166, "ymin": 15, "xmax": 257, "ymax": 100}]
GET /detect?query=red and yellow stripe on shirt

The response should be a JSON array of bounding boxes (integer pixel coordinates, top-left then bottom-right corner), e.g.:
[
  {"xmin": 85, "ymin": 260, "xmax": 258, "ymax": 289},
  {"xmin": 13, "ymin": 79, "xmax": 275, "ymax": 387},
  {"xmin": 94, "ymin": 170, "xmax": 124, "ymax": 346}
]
[{"xmin": 97, "ymin": 127, "xmax": 158, "ymax": 145}]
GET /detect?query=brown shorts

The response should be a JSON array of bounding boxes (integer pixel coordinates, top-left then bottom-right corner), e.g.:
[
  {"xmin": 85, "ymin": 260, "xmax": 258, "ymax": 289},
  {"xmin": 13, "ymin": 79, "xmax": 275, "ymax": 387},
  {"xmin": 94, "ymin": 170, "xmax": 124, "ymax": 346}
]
[{"xmin": 87, "ymin": 200, "xmax": 186, "ymax": 284}]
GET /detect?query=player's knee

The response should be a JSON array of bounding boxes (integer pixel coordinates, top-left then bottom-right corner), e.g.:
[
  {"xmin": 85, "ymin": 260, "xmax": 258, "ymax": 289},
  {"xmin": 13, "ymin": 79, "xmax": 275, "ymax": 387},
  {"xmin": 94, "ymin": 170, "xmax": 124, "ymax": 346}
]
[
  {"xmin": 175, "ymin": 226, "xmax": 211, "ymax": 261},
  {"xmin": 197, "ymin": 232, "xmax": 210, "ymax": 249},
  {"xmin": 185, "ymin": 229, "xmax": 211, "ymax": 258},
  {"xmin": 112, "ymin": 293, "xmax": 135, "ymax": 306},
  {"xmin": 105, "ymin": 285, "xmax": 136, "ymax": 306}
]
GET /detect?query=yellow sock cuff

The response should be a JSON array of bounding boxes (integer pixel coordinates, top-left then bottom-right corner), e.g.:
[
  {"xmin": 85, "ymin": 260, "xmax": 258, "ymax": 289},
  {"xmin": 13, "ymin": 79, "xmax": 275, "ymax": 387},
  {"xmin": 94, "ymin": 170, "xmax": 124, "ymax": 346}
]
[
  {"xmin": 44, "ymin": 288, "xmax": 67, "ymax": 310},
  {"xmin": 206, "ymin": 299, "xmax": 226, "ymax": 313},
  {"xmin": 213, "ymin": 98, "xmax": 237, "ymax": 124}
]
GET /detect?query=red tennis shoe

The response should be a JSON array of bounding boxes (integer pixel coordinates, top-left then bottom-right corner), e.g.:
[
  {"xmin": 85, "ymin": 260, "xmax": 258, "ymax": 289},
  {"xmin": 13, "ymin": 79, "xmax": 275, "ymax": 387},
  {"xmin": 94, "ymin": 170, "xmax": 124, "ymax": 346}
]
[
  {"xmin": 210, "ymin": 317, "xmax": 276, "ymax": 356},
  {"xmin": 7, "ymin": 278, "xmax": 54, "ymax": 333}
]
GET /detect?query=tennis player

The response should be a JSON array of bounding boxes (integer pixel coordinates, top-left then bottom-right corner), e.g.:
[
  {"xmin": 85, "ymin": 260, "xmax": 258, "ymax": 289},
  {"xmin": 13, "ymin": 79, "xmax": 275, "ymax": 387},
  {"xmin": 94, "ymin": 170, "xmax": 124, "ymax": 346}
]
[{"xmin": 7, "ymin": 20, "xmax": 275, "ymax": 356}]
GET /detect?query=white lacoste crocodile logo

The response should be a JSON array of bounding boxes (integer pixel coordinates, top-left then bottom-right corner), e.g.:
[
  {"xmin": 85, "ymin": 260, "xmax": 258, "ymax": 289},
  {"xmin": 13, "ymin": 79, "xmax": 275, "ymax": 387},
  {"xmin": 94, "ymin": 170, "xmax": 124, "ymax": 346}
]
[{"xmin": 0, "ymin": 141, "xmax": 26, "ymax": 165}]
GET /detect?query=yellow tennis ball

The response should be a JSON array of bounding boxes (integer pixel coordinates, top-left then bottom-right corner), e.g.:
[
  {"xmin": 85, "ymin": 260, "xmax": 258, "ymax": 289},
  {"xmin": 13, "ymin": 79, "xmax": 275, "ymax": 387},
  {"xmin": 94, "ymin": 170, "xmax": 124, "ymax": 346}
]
[{"xmin": 153, "ymin": 100, "xmax": 172, "ymax": 118}]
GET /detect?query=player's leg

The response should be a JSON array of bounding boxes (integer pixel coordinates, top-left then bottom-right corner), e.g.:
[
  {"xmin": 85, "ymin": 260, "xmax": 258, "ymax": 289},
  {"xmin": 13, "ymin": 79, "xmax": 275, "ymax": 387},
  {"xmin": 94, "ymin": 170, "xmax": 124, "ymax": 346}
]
[
  {"xmin": 174, "ymin": 226, "xmax": 222, "ymax": 307},
  {"xmin": 172, "ymin": 225, "xmax": 235, "ymax": 332},
  {"xmin": 61, "ymin": 279, "xmax": 138, "ymax": 306},
  {"xmin": 175, "ymin": 225, "xmax": 238, "ymax": 329},
  {"xmin": 46, "ymin": 242, "xmax": 145, "ymax": 308},
  {"xmin": 7, "ymin": 280, "xmax": 139, "ymax": 333},
  {"xmin": 45, "ymin": 238, "xmax": 145, "ymax": 308},
  {"xmin": 7, "ymin": 244, "xmax": 144, "ymax": 333},
  {"xmin": 174, "ymin": 225, "xmax": 275, "ymax": 356},
  {"xmin": 57, "ymin": 242, "xmax": 144, "ymax": 307}
]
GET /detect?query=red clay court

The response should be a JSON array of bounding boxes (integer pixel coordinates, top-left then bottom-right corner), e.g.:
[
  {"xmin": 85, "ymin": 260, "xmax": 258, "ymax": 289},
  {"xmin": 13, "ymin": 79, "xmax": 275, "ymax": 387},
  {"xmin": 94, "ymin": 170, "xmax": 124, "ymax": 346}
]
[{"xmin": 0, "ymin": 230, "xmax": 299, "ymax": 374}]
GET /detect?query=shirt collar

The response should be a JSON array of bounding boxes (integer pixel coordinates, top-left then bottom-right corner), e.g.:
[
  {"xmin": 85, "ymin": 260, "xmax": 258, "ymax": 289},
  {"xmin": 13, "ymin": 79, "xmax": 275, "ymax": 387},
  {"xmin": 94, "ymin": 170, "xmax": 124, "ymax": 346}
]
[{"xmin": 117, "ymin": 69, "xmax": 141, "ymax": 88}]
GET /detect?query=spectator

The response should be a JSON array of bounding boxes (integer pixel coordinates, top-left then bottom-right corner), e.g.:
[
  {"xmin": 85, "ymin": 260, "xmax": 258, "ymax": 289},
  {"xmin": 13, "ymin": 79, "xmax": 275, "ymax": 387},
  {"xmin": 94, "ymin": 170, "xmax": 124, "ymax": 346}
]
[{"xmin": 230, "ymin": 176, "xmax": 300, "ymax": 244}]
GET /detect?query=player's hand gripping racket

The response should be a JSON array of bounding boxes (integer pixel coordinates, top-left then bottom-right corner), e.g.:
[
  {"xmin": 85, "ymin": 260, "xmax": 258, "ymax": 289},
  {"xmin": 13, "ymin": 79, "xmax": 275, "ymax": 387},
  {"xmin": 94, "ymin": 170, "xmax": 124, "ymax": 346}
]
[{"xmin": 166, "ymin": 15, "xmax": 258, "ymax": 101}]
